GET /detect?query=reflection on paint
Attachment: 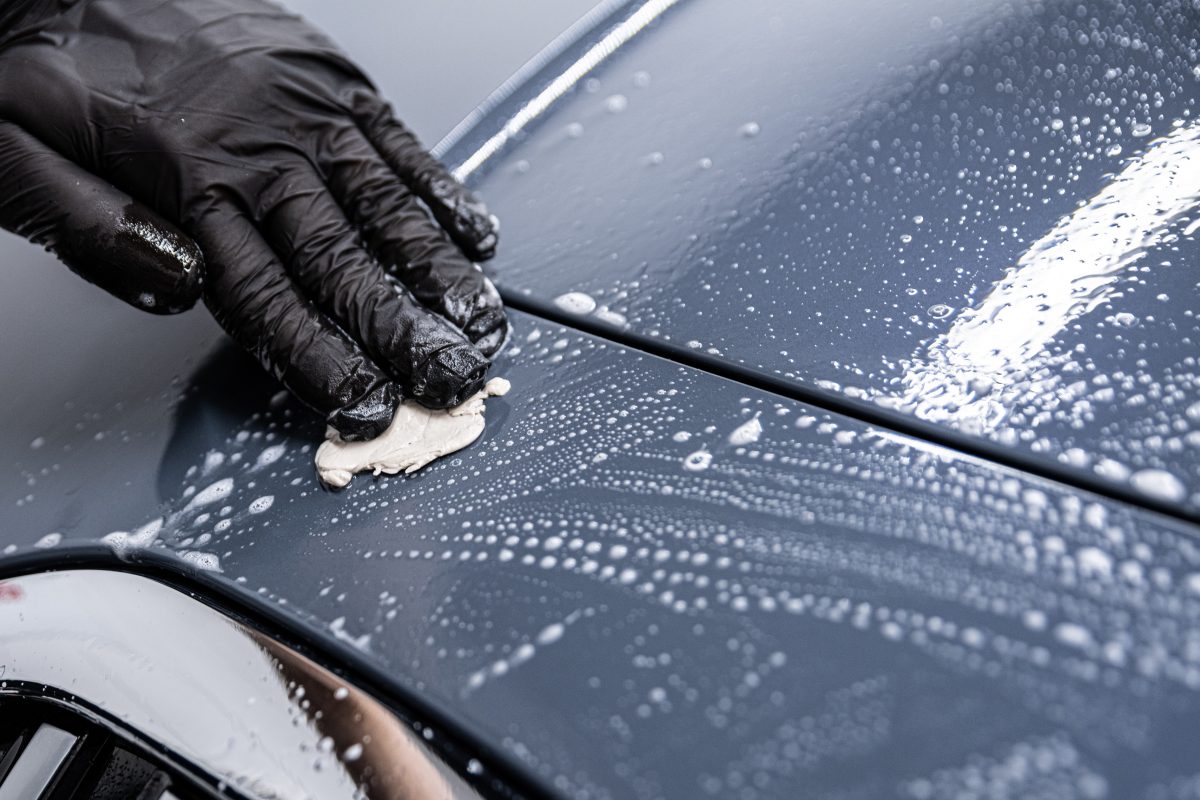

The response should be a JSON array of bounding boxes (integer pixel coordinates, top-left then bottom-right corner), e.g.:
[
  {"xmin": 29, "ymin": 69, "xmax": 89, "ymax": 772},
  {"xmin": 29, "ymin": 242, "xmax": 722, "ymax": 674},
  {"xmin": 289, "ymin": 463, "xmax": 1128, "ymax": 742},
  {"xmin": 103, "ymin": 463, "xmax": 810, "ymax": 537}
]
[
  {"xmin": 452, "ymin": 0, "xmax": 684, "ymax": 181},
  {"xmin": 891, "ymin": 121, "xmax": 1200, "ymax": 438}
]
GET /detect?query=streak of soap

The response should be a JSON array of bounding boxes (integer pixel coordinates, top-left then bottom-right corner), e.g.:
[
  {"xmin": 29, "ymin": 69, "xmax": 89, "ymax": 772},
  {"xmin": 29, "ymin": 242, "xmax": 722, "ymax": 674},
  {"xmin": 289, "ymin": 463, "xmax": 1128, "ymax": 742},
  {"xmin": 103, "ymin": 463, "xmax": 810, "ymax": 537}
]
[
  {"xmin": 255, "ymin": 443, "xmax": 286, "ymax": 469},
  {"xmin": 103, "ymin": 517, "xmax": 164, "ymax": 554},
  {"xmin": 316, "ymin": 378, "xmax": 511, "ymax": 488},
  {"xmin": 34, "ymin": 532, "xmax": 61, "ymax": 548},
  {"xmin": 248, "ymin": 495, "xmax": 275, "ymax": 514},
  {"xmin": 464, "ymin": 609, "xmax": 585, "ymax": 695},
  {"xmin": 188, "ymin": 478, "xmax": 234, "ymax": 508},
  {"xmin": 594, "ymin": 306, "xmax": 628, "ymax": 327},
  {"xmin": 180, "ymin": 551, "xmax": 221, "ymax": 572}
]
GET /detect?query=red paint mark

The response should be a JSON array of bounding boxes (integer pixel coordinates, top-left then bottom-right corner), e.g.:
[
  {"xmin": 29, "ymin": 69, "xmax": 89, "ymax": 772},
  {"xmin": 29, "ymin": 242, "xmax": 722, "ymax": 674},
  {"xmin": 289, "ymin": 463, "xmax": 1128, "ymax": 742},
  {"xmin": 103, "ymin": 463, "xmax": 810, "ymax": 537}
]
[{"xmin": 0, "ymin": 583, "xmax": 24, "ymax": 602}]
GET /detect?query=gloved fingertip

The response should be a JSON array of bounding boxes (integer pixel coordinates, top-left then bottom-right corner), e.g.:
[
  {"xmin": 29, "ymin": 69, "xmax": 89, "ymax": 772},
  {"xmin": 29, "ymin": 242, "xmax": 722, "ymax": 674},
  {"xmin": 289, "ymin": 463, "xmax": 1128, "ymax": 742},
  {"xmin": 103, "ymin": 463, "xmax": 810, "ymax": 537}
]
[
  {"xmin": 473, "ymin": 323, "xmax": 511, "ymax": 359},
  {"xmin": 61, "ymin": 203, "xmax": 206, "ymax": 315},
  {"xmin": 423, "ymin": 175, "xmax": 499, "ymax": 261},
  {"xmin": 464, "ymin": 308, "xmax": 510, "ymax": 357},
  {"xmin": 328, "ymin": 380, "xmax": 401, "ymax": 441},
  {"xmin": 464, "ymin": 230, "xmax": 498, "ymax": 263},
  {"xmin": 123, "ymin": 236, "xmax": 204, "ymax": 314},
  {"xmin": 412, "ymin": 344, "xmax": 490, "ymax": 409},
  {"xmin": 158, "ymin": 235, "xmax": 205, "ymax": 312}
]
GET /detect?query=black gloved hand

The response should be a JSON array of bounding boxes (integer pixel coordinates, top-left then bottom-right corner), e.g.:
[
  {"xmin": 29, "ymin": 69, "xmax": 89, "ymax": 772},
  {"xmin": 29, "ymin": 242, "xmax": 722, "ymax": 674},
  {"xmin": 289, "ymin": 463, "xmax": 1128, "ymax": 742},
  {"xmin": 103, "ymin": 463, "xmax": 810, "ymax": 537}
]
[{"xmin": 0, "ymin": 0, "xmax": 507, "ymax": 440}]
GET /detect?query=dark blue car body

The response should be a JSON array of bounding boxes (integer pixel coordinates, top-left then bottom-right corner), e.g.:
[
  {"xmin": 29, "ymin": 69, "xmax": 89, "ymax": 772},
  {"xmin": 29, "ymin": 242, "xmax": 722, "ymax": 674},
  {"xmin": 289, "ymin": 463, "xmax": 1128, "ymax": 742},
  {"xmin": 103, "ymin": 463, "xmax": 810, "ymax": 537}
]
[{"xmin": 2, "ymin": 1, "xmax": 1199, "ymax": 798}]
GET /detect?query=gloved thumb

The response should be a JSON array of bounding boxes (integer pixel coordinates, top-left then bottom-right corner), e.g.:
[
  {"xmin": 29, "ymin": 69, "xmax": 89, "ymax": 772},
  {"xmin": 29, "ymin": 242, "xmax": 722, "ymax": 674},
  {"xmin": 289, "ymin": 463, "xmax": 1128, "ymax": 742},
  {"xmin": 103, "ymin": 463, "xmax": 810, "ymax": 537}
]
[{"xmin": 0, "ymin": 120, "xmax": 203, "ymax": 314}]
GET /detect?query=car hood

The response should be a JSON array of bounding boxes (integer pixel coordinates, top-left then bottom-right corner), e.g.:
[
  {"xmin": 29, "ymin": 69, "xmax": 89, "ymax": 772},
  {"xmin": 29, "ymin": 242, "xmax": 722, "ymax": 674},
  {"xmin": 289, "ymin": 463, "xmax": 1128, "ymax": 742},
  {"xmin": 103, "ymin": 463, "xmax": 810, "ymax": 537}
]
[
  {"xmin": 3, "ymin": 234, "xmax": 1200, "ymax": 798},
  {"xmin": 442, "ymin": 0, "xmax": 1200, "ymax": 518}
]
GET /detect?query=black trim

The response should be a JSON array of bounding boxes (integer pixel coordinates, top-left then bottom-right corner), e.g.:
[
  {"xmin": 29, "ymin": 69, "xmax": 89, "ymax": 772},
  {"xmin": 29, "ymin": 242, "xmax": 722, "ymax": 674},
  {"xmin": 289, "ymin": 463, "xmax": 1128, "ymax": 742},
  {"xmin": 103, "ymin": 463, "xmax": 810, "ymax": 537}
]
[
  {"xmin": 0, "ymin": 548, "xmax": 558, "ymax": 800},
  {"xmin": 501, "ymin": 289, "xmax": 1200, "ymax": 530},
  {"xmin": 0, "ymin": 692, "xmax": 231, "ymax": 800}
]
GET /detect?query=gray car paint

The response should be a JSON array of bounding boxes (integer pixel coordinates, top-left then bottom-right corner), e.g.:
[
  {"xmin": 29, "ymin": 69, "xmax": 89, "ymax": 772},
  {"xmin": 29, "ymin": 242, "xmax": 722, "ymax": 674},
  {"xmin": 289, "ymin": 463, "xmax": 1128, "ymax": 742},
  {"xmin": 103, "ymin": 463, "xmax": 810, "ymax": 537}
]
[
  {"xmin": 2, "ymin": 1, "xmax": 1200, "ymax": 799},
  {"xmin": 3, "ymin": 273, "xmax": 1200, "ymax": 798},
  {"xmin": 447, "ymin": 0, "xmax": 1200, "ymax": 515}
]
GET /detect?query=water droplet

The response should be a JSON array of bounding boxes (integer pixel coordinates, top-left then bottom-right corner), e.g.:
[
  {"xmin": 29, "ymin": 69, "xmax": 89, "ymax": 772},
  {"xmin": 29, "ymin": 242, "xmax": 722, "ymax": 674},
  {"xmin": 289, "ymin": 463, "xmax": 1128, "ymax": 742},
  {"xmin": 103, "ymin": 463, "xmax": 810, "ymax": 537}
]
[
  {"xmin": 537, "ymin": 623, "xmax": 565, "ymax": 645},
  {"xmin": 553, "ymin": 292, "xmax": 597, "ymax": 315},
  {"xmin": 594, "ymin": 306, "xmax": 628, "ymax": 327},
  {"xmin": 1129, "ymin": 469, "xmax": 1186, "ymax": 502},
  {"xmin": 728, "ymin": 416, "xmax": 763, "ymax": 445},
  {"xmin": 683, "ymin": 450, "xmax": 712, "ymax": 471}
]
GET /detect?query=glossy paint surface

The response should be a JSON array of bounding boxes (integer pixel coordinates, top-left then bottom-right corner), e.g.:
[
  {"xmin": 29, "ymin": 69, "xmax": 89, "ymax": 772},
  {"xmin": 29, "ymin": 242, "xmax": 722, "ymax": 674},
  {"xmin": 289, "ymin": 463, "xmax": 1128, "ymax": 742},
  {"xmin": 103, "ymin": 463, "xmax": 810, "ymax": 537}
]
[
  {"xmin": 2, "ymin": 250, "xmax": 1199, "ymax": 797},
  {"xmin": 3, "ymin": 2, "xmax": 1200, "ymax": 799},
  {"xmin": 447, "ymin": 0, "xmax": 1200, "ymax": 513}
]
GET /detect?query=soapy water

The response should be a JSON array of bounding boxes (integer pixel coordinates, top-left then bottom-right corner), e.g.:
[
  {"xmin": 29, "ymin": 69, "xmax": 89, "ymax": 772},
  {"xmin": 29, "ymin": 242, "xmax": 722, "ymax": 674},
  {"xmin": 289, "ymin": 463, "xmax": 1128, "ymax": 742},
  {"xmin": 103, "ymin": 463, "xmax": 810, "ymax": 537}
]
[
  {"xmin": 12, "ymin": 32, "xmax": 1200, "ymax": 796},
  {"xmin": 455, "ymin": 0, "xmax": 1200, "ymax": 514},
  {"xmin": 554, "ymin": 292, "xmax": 598, "ymax": 315},
  {"xmin": 887, "ymin": 121, "xmax": 1200, "ymax": 443},
  {"xmin": 47, "ymin": 317, "xmax": 1188, "ymax": 799}
]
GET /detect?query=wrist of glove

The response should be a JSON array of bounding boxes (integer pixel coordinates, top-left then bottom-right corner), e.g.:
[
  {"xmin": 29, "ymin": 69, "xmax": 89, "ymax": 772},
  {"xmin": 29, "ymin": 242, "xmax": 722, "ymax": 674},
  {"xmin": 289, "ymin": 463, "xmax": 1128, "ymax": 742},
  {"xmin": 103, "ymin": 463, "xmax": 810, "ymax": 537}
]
[{"xmin": 0, "ymin": 0, "xmax": 507, "ymax": 441}]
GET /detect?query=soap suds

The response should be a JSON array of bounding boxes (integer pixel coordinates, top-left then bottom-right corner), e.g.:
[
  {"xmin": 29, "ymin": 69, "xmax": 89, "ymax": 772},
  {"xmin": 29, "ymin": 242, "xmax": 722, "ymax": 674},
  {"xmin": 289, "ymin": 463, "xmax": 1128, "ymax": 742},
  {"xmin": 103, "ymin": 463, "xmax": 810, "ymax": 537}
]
[
  {"xmin": 728, "ymin": 415, "xmax": 763, "ymax": 445},
  {"xmin": 316, "ymin": 378, "xmax": 511, "ymax": 488}
]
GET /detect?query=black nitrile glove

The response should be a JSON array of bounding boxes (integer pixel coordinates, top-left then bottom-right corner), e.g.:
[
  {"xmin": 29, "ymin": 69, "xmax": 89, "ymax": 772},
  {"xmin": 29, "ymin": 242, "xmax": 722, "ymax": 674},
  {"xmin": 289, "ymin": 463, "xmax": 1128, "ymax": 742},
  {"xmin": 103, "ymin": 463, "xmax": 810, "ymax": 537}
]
[{"xmin": 0, "ymin": 0, "xmax": 507, "ymax": 440}]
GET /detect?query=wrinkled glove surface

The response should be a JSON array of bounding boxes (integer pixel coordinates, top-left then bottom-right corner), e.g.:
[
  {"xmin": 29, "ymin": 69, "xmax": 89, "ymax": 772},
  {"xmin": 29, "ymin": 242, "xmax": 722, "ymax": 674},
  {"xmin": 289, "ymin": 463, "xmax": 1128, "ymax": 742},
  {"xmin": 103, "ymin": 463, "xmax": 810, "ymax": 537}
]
[{"xmin": 0, "ymin": 0, "xmax": 507, "ymax": 440}]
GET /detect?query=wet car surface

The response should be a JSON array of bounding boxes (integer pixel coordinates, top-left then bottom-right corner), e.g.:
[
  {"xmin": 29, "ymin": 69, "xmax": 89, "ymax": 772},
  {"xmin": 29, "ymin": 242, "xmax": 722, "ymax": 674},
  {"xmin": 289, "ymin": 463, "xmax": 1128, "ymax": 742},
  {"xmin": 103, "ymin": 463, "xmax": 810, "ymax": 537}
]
[
  {"xmin": 3, "ymin": 1, "xmax": 1200, "ymax": 799},
  {"xmin": 451, "ymin": 0, "xmax": 1200, "ymax": 516},
  {"xmin": 4, "ymin": 266, "xmax": 1200, "ymax": 798}
]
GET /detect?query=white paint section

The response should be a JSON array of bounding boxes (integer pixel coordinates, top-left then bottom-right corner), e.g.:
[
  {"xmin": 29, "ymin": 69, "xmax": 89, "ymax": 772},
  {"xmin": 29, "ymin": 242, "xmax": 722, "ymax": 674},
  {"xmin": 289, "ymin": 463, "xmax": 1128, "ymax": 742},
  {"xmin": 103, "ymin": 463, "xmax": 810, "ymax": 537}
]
[{"xmin": 315, "ymin": 378, "xmax": 511, "ymax": 488}]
